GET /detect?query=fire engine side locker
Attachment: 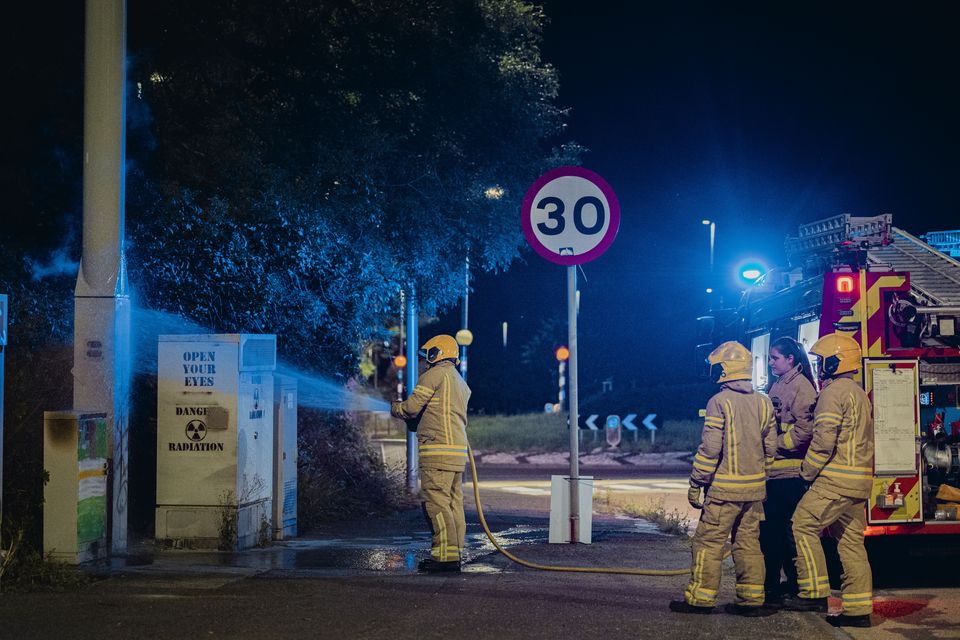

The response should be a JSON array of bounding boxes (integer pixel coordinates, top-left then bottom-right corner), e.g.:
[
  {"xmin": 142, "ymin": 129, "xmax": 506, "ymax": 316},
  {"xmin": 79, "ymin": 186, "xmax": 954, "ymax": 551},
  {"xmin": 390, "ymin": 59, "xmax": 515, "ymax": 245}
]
[{"xmin": 864, "ymin": 359, "xmax": 923, "ymax": 525}]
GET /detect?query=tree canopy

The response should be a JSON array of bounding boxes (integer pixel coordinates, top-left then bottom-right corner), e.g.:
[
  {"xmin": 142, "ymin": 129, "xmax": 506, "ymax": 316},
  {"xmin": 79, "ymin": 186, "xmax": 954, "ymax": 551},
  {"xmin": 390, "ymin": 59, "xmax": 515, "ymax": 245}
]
[{"xmin": 128, "ymin": 0, "xmax": 579, "ymax": 376}]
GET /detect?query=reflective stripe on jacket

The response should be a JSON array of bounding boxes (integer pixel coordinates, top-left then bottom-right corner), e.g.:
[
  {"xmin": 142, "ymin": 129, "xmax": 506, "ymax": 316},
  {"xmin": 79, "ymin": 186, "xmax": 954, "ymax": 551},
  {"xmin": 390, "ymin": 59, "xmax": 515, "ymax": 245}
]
[
  {"xmin": 391, "ymin": 360, "xmax": 471, "ymax": 471},
  {"xmin": 800, "ymin": 375, "xmax": 874, "ymax": 499},
  {"xmin": 767, "ymin": 365, "xmax": 817, "ymax": 480},
  {"xmin": 691, "ymin": 380, "xmax": 778, "ymax": 502}
]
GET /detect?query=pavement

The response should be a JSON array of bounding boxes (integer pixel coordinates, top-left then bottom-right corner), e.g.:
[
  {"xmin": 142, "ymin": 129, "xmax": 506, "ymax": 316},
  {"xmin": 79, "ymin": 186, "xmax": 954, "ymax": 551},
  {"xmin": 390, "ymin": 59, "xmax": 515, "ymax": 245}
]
[
  {"xmin": 1, "ymin": 463, "xmax": 957, "ymax": 639},
  {"xmin": 0, "ymin": 514, "xmax": 845, "ymax": 640}
]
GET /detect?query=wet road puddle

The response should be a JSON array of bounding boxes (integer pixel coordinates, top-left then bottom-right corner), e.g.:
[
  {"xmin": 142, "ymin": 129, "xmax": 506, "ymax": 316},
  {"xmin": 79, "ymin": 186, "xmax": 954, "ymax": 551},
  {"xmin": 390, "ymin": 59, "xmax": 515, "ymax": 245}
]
[
  {"xmin": 241, "ymin": 524, "xmax": 555, "ymax": 574},
  {"xmin": 125, "ymin": 520, "xmax": 652, "ymax": 577}
]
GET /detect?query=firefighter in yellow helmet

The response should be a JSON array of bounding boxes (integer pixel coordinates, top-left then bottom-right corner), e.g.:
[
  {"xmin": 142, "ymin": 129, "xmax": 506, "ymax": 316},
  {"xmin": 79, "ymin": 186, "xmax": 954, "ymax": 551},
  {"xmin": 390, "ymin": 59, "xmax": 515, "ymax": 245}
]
[
  {"xmin": 670, "ymin": 341, "xmax": 778, "ymax": 616},
  {"xmin": 782, "ymin": 331, "xmax": 874, "ymax": 628},
  {"xmin": 391, "ymin": 334, "xmax": 471, "ymax": 573}
]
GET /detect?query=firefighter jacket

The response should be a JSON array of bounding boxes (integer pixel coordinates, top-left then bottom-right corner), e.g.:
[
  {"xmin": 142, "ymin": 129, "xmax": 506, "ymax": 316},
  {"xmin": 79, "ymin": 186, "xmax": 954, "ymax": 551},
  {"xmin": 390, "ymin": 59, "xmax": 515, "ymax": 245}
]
[
  {"xmin": 391, "ymin": 360, "xmax": 471, "ymax": 472},
  {"xmin": 767, "ymin": 365, "xmax": 817, "ymax": 480},
  {"xmin": 691, "ymin": 380, "xmax": 778, "ymax": 502},
  {"xmin": 800, "ymin": 375, "xmax": 874, "ymax": 499}
]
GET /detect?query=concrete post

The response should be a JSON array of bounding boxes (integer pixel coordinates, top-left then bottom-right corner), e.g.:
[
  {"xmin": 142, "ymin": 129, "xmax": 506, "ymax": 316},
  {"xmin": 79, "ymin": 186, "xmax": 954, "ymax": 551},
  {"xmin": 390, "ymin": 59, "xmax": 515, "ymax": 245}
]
[
  {"xmin": 0, "ymin": 294, "xmax": 7, "ymax": 556},
  {"xmin": 74, "ymin": 0, "xmax": 131, "ymax": 554}
]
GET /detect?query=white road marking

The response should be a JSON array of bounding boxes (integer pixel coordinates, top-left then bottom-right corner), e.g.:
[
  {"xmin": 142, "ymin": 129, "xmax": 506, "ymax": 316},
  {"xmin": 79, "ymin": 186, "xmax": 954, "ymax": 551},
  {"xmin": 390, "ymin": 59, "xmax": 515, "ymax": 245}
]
[
  {"xmin": 500, "ymin": 487, "xmax": 552, "ymax": 496},
  {"xmin": 602, "ymin": 484, "xmax": 658, "ymax": 492}
]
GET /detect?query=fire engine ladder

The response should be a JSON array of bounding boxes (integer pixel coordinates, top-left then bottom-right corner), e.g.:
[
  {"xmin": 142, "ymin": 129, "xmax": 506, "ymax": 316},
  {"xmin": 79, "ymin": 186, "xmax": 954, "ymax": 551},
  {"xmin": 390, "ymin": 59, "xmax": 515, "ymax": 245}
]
[{"xmin": 868, "ymin": 227, "xmax": 960, "ymax": 307}]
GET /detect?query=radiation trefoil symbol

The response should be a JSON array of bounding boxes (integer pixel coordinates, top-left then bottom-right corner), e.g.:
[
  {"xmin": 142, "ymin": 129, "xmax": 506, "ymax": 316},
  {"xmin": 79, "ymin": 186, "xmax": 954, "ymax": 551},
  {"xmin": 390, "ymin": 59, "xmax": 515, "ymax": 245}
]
[{"xmin": 185, "ymin": 419, "xmax": 207, "ymax": 442}]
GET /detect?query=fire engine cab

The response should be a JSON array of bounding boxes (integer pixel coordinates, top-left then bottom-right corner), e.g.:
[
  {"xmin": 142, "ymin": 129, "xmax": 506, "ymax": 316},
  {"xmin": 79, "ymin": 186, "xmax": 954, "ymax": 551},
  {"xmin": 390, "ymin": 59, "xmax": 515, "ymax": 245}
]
[{"xmin": 699, "ymin": 214, "xmax": 960, "ymax": 536}]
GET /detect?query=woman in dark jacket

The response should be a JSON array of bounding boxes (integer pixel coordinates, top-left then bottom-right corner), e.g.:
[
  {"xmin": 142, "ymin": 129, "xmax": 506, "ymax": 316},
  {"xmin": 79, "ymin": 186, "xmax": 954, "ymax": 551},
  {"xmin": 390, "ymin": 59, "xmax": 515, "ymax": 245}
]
[{"xmin": 762, "ymin": 336, "xmax": 818, "ymax": 605}]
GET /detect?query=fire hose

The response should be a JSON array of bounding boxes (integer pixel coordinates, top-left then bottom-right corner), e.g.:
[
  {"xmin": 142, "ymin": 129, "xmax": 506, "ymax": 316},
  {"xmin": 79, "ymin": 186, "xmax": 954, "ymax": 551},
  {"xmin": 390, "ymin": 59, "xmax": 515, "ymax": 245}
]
[{"xmin": 467, "ymin": 445, "xmax": 701, "ymax": 576}]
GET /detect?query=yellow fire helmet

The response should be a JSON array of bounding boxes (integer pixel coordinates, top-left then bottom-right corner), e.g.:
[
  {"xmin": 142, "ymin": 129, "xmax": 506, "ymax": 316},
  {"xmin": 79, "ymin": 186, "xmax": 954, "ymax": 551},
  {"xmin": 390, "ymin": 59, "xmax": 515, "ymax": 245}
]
[
  {"xmin": 420, "ymin": 334, "xmax": 460, "ymax": 366},
  {"xmin": 810, "ymin": 331, "xmax": 862, "ymax": 376},
  {"xmin": 707, "ymin": 341, "xmax": 752, "ymax": 383}
]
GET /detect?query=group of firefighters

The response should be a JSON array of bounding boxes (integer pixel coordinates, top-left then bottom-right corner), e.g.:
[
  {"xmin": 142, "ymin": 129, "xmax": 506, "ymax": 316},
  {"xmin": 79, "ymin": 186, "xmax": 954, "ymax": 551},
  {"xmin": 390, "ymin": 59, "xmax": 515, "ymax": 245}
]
[
  {"xmin": 392, "ymin": 330, "xmax": 875, "ymax": 628},
  {"xmin": 671, "ymin": 332, "xmax": 874, "ymax": 628}
]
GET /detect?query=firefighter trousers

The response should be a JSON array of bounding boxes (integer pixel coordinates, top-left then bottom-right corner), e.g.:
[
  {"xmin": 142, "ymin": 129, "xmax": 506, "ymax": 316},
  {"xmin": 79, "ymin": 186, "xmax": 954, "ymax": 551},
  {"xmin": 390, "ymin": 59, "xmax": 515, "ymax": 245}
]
[
  {"xmin": 758, "ymin": 477, "xmax": 805, "ymax": 597},
  {"xmin": 791, "ymin": 485, "xmax": 872, "ymax": 615},
  {"xmin": 420, "ymin": 467, "xmax": 465, "ymax": 562},
  {"xmin": 684, "ymin": 498, "xmax": 766, "ymax": 607}
]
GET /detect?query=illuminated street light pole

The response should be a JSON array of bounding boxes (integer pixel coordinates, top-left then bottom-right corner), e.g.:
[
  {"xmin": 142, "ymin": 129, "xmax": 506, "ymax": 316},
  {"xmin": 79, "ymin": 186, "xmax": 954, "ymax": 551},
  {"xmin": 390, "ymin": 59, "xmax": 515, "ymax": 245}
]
[
  {"xmin": 702, "ymin": 219, "xmax": 716, "ymax": 309},
  {"xmin": 702, "ymin": 219, "xmax": 716, "ymax": 273}
]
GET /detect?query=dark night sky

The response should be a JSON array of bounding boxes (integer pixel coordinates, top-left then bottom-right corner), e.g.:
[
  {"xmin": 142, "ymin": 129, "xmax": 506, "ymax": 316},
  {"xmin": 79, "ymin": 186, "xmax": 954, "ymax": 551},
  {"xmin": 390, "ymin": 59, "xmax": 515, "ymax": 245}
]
[
  {"xmin": 4, "ymin": 2, "xmax": 960, "ymax": 412},
  {"xmin": 436, "ymin": 2, "xmax": 960, "ymax": 411}
]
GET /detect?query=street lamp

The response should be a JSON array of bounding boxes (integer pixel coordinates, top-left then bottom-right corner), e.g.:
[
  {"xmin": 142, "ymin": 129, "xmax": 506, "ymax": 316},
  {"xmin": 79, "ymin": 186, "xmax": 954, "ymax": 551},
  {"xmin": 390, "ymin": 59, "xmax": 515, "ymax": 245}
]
[
  {"xmin": 702, "ymin": 220, "xmax": 716, "ymax": 309},
  {"xmin": 702, "ymin": 219, "xmax": 715, "ymax": 274}
]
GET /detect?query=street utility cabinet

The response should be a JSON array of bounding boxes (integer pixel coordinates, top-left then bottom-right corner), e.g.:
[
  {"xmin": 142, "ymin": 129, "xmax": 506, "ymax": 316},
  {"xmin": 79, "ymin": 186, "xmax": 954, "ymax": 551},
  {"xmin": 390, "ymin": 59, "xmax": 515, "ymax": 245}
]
[
  {"xmin": 155, "ymin": 334, "xmax": 276, "ymax": 549},
  {"xmin": 43, "ymin": 411, "xmax": 109, "ymax": 563}
]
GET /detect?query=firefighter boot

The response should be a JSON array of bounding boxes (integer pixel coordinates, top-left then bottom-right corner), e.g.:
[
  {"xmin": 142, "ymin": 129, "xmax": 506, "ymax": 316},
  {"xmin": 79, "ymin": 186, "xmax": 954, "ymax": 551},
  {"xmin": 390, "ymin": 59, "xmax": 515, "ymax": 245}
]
[
  {"xmin": 669, "ymin": 601, "xmax": 713, "ymax": 615},
  {"xmin": 827, "ymin": 613, "xmax": 872, "ymax": 628},
  {"xmin": 418, "ymin": 558, "xmax": 461, "ymax": 573},
  {"xmin": 724, "ymin": 603, "xmax": 777, "ymax": 617},
  {"xmin": 780, "ymin": 594, "xmax": 828, "ymax": 612}
]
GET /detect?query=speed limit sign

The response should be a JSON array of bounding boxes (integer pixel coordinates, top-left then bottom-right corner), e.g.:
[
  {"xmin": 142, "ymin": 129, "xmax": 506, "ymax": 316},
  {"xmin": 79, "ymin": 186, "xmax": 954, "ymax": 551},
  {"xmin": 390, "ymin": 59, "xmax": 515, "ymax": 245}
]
[{"xmin": 521, "ymin": 166, "xmax": 620, "ymax": 265}]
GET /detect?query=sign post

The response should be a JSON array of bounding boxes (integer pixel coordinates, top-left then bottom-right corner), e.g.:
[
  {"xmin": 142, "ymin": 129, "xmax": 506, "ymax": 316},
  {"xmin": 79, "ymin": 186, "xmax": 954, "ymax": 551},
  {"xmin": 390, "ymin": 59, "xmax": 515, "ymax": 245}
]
[
  {"xmin": 522, "ymin": 166, "xmax": 619, "ymax": 543},
  {"xmin": 605, "ymin": 414, "xmax": 622, "ymax": 448}
]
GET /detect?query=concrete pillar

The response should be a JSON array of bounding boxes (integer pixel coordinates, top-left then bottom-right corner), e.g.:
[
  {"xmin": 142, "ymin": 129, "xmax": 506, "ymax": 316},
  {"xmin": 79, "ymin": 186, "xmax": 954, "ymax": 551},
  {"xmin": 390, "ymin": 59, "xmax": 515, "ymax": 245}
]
[{"xmin": 74, "ymin": 0, "xmax": 130, "ymax": 554}]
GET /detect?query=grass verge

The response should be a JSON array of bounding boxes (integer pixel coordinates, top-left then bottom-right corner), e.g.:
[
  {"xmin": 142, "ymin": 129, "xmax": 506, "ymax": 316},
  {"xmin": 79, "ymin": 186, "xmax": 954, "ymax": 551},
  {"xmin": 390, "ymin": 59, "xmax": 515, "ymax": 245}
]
[
  {"xmin": 623, "ymin": 497, "xmax": 691, "ymax": 536},
  {"xmin": 594, "ymin": 493, "xmax": 691, "ymax": 537},
  {"xmin": 465, "ymin": 413, "xmax": 701, "ymax": 454}
]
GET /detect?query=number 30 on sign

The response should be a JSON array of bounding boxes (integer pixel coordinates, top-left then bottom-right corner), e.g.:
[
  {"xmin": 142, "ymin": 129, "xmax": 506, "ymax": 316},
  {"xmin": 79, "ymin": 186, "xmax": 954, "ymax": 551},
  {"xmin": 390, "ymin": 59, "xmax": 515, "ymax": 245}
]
[{"xmin": 521, "ymin": 166, "xmax": 620, "ymax": 266}]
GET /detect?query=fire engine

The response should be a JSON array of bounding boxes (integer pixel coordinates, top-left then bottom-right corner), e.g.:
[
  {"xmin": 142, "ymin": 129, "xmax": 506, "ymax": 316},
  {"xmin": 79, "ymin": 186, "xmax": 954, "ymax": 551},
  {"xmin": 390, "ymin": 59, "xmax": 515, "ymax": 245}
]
[{"xmin": 699, "ymin": 214, "xmax": 960, "ymax": 536}]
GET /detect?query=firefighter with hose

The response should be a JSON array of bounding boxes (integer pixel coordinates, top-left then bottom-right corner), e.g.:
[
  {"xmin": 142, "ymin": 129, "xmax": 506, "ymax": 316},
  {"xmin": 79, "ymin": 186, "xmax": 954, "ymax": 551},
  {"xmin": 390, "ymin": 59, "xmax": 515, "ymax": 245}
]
[{"xmin": 391, "ymin": 334, "xmax": 471, "ymax": 573}]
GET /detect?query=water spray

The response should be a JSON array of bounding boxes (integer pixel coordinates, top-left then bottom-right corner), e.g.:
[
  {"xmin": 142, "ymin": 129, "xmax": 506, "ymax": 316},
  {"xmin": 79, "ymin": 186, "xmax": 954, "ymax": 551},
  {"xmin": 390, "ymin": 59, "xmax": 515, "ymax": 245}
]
[{"xmin": 132, "ymin": 307, "xmax": 389, "ymax": 412}]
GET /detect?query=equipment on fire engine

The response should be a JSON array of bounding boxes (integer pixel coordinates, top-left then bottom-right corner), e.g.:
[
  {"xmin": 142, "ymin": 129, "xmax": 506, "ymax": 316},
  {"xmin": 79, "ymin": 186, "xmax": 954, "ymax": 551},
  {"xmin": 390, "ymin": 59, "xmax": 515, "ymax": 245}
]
[
  {"xmin": 876, "ymin": 481, "xmax": 905, "ymax": 509},
  {"xmin": 420, "ymin": 334, "xmax": 460, "ymax": 365},
  {"xmin": 933, "ymin": 485, "xmax": 960, "ymax": 520},
  {"xmin": 888, "ymin": 292, "xmax": 923, "ymax": 348},
  {"xmin": 922, "ymin": 411, "xmax": 960, "ymax": 493},
  {"xmin": 706, "ymin": 341, "xmax": 752, "ymax": 383},
  {"xmin": 810, "ymin": 332, "xmax": 861, "ymax": 376}
]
